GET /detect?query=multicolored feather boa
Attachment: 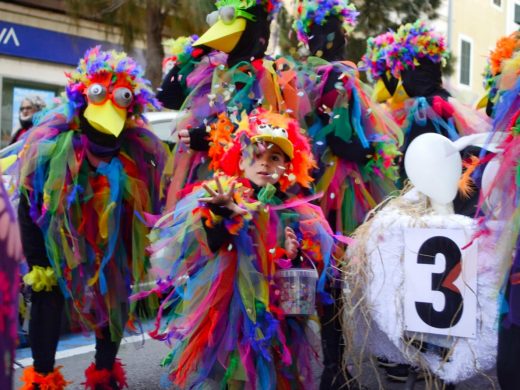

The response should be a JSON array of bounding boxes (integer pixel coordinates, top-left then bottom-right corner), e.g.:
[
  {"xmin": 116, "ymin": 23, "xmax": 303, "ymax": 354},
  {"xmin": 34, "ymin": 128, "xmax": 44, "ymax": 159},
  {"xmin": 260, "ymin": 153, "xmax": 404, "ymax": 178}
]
[
  {"xmin": 136, "ymin": 176, "xmax": 346, "ymax": 389},
  {"xmin": 19, "ymin": 105, "xmax": 167, "ymax": 338}
]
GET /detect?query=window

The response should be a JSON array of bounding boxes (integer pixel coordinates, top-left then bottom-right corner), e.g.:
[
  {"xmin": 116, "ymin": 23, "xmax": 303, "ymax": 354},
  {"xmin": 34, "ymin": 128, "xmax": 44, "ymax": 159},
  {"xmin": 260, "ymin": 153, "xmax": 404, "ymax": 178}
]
[
  {"xmin": 515, "ymin": 4, "xmax": 520, "ymax": 24},
  {"xmin": 459, "ymin": 39, "xmax": 472, "ymax": 86},
  {"xmin": 493, "ymin": 0, "xmax": 502, "ymax": 7}
]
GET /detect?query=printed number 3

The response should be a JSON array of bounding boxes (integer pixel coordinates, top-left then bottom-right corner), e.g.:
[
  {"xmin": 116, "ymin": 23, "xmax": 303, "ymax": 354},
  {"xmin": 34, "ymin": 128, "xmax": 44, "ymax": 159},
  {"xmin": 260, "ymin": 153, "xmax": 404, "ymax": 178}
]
[{"xmin": 415, "ymin": 236, "xmax": 463, "ymax": 328}]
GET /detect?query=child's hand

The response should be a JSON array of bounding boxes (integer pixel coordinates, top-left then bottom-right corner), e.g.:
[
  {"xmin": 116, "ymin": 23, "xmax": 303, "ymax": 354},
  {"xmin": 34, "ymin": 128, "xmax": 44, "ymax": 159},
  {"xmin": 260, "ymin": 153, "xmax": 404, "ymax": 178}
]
[
  {"xmin": 200, "ymin": 177, "xmax": 247, "ymax": 216},
  {"xmin": 284, "ymin": 226, "xmax": 299, "ymax": 260}
]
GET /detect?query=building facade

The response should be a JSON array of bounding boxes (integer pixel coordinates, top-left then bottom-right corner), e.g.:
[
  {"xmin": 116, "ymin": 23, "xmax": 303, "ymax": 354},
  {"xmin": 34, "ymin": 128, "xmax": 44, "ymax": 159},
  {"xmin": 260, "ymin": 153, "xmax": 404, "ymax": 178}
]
[
  {"xmin": 0, "ymin": 1, "xmax": 141, "ymax": 146},
  {"xmin": 435, "ymin": 0, "xmax": 518, "ymax": 104}
]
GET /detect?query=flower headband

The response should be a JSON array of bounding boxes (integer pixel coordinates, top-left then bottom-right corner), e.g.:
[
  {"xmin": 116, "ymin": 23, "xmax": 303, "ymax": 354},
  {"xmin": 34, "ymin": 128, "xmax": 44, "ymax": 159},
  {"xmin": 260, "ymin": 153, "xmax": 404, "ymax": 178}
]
[
  {"xmin": 293, "ymin": 0, "xmax": 359, "ymax": 44},
  {"xmin": 386, "ymin": 20, "xmax": 449, "ymax": 77},
  {"xmin": 361, "ymin": 31, "xmax": 396, "ymax": 82}
]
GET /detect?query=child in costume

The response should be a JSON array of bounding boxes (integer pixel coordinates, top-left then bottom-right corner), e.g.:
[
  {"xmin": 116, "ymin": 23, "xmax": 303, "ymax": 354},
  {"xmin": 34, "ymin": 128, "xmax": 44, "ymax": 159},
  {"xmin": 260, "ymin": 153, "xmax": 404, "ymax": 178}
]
[
  {"xmin": 139, "ymin": 109, "xmax": 346, "ymax": 389},
  {"xmin": 18, "ymin": 47, "xmax": 167, "ymax": 390}
]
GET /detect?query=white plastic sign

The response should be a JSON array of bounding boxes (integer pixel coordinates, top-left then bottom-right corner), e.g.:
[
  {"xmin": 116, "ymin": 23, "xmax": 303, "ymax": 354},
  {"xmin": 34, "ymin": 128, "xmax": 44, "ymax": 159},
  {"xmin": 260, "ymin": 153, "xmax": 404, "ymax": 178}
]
[{"xmin": 404, "ymin": 227, "xmax": 477, "ymax": 338}]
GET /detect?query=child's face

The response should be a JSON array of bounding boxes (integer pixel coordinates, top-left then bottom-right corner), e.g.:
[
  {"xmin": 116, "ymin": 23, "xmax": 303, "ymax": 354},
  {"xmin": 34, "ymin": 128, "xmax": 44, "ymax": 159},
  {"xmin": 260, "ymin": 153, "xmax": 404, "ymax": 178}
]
[{"xmin": 239, "ymin": 143, "xmax": 290, "ymax": 187}]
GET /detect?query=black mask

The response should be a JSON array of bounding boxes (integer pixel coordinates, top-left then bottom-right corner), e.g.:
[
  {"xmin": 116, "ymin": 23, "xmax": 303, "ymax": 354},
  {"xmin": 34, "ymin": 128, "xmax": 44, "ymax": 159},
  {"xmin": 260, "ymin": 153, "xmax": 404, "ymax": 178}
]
[
  {"xmin": 308, "ymin": 15, "xmax": 346, "ymax": 62},
  {"xmin": 381, "ymin": 71, "xmax": 399, "ymax": 96},
  {"xmin": 80, "ymin": 116, "xmax": 121, "ymax": 157},
  {"xmin": 227, "ymin": 5, "xmax": 270, "ymax": 67},
  {"xmin": 401, "ymin": 58, "xmax": 449, "ymax": 98}
]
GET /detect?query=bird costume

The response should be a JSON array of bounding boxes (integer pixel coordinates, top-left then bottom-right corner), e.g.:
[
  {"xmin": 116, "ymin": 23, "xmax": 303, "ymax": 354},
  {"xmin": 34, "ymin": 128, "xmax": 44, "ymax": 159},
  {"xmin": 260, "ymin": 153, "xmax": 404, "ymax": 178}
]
[
  {"xmin": 158, "ymin": 0, "xmax": 315, "ymax": 210},
  {"xmin": 294, "ymin": 0, "xmax": 402, "ymax": 235},
  {"xmin": 477, "ymin": 45, "xmax": 520, "ymax": 390},
  {"xmin": 386, "ymin": 20, "xmax": 489, "ymax": 159},
  {"xmin": 18, "ymin": 46, "xmax": 167, "ymax": 389},
  {"xmin": 137, "ymin": 109, "xmax": 347, "ymax": 389}
]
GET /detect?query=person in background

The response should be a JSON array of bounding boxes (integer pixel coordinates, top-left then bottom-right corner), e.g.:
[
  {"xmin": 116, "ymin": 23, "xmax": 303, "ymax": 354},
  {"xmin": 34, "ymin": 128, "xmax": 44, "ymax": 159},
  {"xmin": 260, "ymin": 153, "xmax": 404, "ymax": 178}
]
[{"xmin": 10, "ymin": 95, "xmax": 46, "ymax": 144}]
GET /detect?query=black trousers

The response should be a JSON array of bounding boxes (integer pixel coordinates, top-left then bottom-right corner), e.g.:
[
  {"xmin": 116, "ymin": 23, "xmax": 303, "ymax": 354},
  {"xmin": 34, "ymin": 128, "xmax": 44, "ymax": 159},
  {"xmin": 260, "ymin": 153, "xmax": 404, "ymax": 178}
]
[
  {"xmin": 319, "ymin": 287, "xmax": 352, "ymax": 390},
  {"xmin": 30, "ymin": 288, "xmax": 122, "ymax": 374},
  {"xmin": 497, "ymin": 319, "xmax": 520, "ymax": 390}
]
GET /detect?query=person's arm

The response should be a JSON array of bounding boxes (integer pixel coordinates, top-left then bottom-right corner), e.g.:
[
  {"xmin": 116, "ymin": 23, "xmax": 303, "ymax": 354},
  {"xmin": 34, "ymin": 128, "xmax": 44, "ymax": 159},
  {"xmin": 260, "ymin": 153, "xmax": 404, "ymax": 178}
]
[
  {"xmin": 156, "ymin": 66, "xmax": 186, "ymax": 110},
  {"xmin": 199, "ymin": 177, "xmax": 248, "ymax": 253},
  {"xmin": 202, "ymin": 205, "xmax": 234, "ymax": 253},
  {"xmin": 157, "ymin": 46, "xmax": 213, "ymax": 110}
]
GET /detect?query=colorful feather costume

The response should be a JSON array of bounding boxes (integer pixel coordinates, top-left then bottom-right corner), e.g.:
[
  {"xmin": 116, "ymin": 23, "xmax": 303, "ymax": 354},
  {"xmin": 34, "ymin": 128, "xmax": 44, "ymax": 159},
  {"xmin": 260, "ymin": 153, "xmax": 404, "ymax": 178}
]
[
  {"xmin": 478, "ymin": 51, "xmax": 520, "ymax": 328},
  {"xmin": 293, "ymin": 0, "xmax": 359, "ymax": 45},
  {"xmin": 18, "ymin": 46, "xmax": 167, "ymax": 338},
  {"xmin": 137, "ymin": 110, "xmax": 347, "ymax": 389},
  {"xmin": 159, "ymin": 1, "xmax": 313, "ymax": 210},
  {"xmin": 0, "ymin": 171, "xmax": 22, "ymax": 390},
  {"xmin": 292, "ymin": 4, "xmax": 402, "ymax": 234}
]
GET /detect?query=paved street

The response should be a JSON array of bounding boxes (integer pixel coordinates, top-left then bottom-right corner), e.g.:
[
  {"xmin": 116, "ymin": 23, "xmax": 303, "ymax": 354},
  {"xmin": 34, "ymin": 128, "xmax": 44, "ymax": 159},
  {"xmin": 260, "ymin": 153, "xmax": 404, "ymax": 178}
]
[{"xmin": 14, "ymin": 329, "xmax": 499, "ymax": 389}]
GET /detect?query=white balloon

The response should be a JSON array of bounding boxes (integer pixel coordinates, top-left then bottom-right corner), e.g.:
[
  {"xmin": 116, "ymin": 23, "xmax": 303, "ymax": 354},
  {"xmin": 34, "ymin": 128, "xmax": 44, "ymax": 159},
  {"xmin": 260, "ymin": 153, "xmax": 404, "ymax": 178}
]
[{"xmin": 404, "ymin": 133, "xmax": 462, "ymax": 205}]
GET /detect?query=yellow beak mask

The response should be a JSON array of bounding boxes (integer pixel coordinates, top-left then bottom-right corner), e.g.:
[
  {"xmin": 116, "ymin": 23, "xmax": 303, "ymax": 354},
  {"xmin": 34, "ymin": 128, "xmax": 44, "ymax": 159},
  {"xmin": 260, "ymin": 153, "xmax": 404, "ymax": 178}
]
[{"xmin": 194, "ymin": 1, "xmax": 257, "ymax": 53}]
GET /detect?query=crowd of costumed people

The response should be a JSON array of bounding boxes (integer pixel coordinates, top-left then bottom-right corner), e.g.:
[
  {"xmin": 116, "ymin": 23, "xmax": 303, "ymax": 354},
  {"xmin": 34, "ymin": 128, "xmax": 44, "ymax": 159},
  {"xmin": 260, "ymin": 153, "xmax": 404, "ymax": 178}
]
[{"xmin": 1, "ymin": 0, "xmax": 519, "ymax": 389}]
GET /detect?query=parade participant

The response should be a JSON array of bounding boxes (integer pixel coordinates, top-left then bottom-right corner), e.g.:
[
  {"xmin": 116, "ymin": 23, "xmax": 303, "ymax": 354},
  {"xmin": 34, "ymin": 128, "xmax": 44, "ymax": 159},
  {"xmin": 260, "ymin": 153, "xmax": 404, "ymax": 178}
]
[
  {"xmin": 293, "ymin": 3, "xmax": 401, "ymax": 388},
  {"xmin": 0, "ymin": 171, "xmax": 22, "ymax": 390},
  {"xmin": 387, "ymin": 20, "xmax": 491, "ymax": 221},
  {"xmin": 161, "ymin": 35, "xmax": 200, "ymax": 78},
  {"xmin": 138, "ymin": 109, "xmax": 346, "ymax": 389},
  {"xmin": 362, "ymin": 30, "xmax": 409, "ymax": 122},
  {"xmin": 158, "ymin": 0, "xmax": 314, "ymax": 210},
  {"xmin": 476, "ymin": 43, "xmax": 520, "ymax": 390},
  {"xmin": 294, "ymin": 0, "xmax": 402, "ymax": 235},
  {"xmin": 478, "ymin": 31, "xmax": 520, "ymax": 116},
  {"xmin": 11, "ymin": 95, "xmax": 46, "ymax": 144},
  {"xmin": 18, "ymin": 46, "xmax": 167, "ymax": 390},
  {"xmin": 386, "ymin": 21, "xmax": 489, "ymax": 159}
]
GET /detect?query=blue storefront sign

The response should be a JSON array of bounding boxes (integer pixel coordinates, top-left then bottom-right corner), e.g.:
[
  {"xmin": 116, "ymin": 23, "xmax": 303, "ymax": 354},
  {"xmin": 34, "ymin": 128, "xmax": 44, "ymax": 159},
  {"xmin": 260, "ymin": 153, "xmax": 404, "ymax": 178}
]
[{"xmin": 0, "ymin": 20, "xmax": 128, "ymax": 66}]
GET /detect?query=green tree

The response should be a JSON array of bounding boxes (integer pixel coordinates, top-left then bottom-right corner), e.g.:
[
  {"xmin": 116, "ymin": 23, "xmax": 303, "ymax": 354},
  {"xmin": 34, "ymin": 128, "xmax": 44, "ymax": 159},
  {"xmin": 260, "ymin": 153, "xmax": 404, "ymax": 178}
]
[
  {"xmin": 64, "ymin": 0, "xmax": 214, "ymax": 88},
  {"xmin": 347, "ymin": 0, "xmax": 443, "ymax": 65}
]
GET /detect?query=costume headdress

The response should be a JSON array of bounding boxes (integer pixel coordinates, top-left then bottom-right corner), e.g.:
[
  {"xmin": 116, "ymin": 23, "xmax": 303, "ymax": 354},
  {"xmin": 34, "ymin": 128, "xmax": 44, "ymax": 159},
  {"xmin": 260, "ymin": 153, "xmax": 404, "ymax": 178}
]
[
  {"xmin": 66, "ymin": 46, "xmax": 160, "ymax": 119},
  {"xmin": 162, "ymin": 35, "xmax": 200, "ymax": 74},
  {"xmin": 194, "ymin": 0, "xmax": 282, "ymax": 52},
  {"xmin": 361, "ymin": 31, "xmax": 396, "ymax": 82},
  {"xmin": 482, "ymin": 32, "xmax": 520, "ymax": 91},
  {"xmin": 387, "ymin": 20, "xmax": 449, "ymax": 77},
  {"xmin": 208, "ymin": 109, "xmax": 315, "ymax": 191},
  {"xmin": 293, "ymin": 0, "xmax": 359, "ymax": 44}
]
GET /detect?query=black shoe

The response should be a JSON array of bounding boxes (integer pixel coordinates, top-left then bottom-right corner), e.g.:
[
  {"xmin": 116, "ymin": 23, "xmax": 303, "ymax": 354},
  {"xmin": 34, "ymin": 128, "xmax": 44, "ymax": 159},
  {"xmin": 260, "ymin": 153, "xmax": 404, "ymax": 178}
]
[{"xmin": 385, "ymin": 364, "xmax": 425, "ymax": 383}]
